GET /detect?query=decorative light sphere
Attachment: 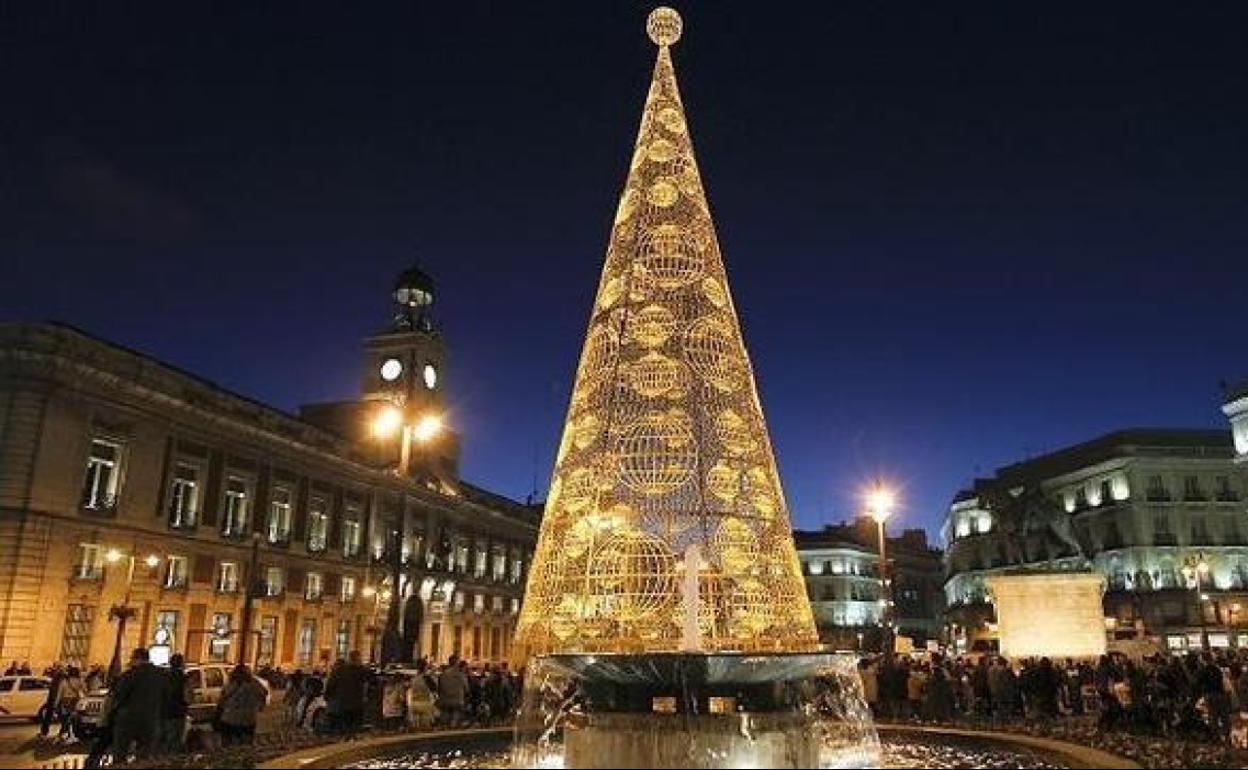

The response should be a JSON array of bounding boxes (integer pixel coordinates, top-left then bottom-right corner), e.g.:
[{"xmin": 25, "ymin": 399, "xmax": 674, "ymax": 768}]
[{"xmin": 646, "ymin": 7, "xmax": 683, "ymax": 47}]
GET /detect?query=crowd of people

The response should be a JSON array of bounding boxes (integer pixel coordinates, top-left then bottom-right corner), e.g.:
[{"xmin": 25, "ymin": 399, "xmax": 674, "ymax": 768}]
[
  {"xmin": 860, "ymin": 648, "xmax": 1248, "ymax": 744},
  {"xmin": 17, "ymin": 649, "xmax": 523, "ymax": 766}
]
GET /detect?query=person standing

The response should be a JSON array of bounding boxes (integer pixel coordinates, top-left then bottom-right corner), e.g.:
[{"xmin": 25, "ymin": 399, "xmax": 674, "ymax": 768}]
[
  {"xmin": 161, "ymin": 654, "xmax": 189, "ymax": 752},
  {"xmin": 107, "ymin": 648, "xmax": 168, "ymax": 762},
  {"xmin": 215, "ymin": 665, "xmax": 267, "ymax": 746},
  {"xmin": 437, "ymin": 654, "xmax": 469, "ymax": 727},
  {"xmin": 39, "ymin": 664, "xmax": 65, "ymax": 738},
  {"xmin": 324, "ymin": 651, "xmax": 368, "ymax": 737},
  {"xmin": 55, "ymin": 666, "xmax": 84, "ymax": 741}
]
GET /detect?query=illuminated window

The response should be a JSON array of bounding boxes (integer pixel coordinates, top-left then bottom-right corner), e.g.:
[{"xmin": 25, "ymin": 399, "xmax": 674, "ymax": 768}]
[
  {"xmin": 216, "ymin": 562, "xmax": 239, "ymax": 593},
  {"xmin": 341, "ymin": 576, "xmax": 357, "ymax": 603},
  {"xmin": 163, "ymin": 555, "xmax": 188, "ymax": 589},
  {"xmin": 222, "ymin": 476, "xmax": 250, "ymax": 537},
  {"xmin": 168, "ymin": 463, "xmax": 199, "ymax": 529},
  {"xmin": 305, "ymin": 572, "xmax": 323, "ymax": 601},
  {"xmin": 209, "ymin": 613, "xmax": 231, "ymax": 661},
  {"xmin": 307, "ymin": 497, "xmax": 329, "ymax": 553},
  {"xmin": 82, "ymin": 438, "xmax": 123, "ymax": 511},
  {"xmin": 265, "ymin": 566, "xmax": 285, "ymax": 596},
  {"xmin": 75, "ymin": 544, "xmax": 104, "ymax": 580},
  {"xmin": 267, "ymin": 487, "xmax": 292, "ymax": 544},
  {"xmin": 342, "ymin": 514, "xmax": 362, "ymax": 558}
]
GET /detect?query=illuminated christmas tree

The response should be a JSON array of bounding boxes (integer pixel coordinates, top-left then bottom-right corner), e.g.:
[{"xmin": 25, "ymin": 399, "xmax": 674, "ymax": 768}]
[{"xmin": 515, "ymin": 7, "xmax": 818, "ymax": 657}]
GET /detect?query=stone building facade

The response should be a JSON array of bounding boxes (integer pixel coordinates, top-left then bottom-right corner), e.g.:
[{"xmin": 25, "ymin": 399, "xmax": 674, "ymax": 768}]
[
  {"xmin": 0, "ymin": 294, "xmax": 536, "ymax": 671},
  {"xmin": 795, "ymin": 519, "xmax": 945, "ymax": 651},
  {"xmin": 943, "ymin": 428, "xmax": 1248, "ymax": 655}
]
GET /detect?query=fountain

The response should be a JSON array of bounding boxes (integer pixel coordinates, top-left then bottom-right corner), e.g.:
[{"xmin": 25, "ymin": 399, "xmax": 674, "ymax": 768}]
[{"xmin": 508, "ymin": 7, "xmax": 880, "ymax": 767}]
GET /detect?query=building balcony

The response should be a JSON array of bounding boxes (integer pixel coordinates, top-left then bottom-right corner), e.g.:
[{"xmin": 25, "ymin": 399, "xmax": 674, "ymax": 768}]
[
  {"xmin": 1217, "ymin": 492, "xmax": 1242, "ymax": 503},
  {"xmin": 80, "ymin": 497, "xmax": 118, "ymax": 518},
  {"xmin": 167, "ymin": 514, "xmax": 198, "ymax": 532},
  {"xmin": 1146, "ymin": 493, "xmax": 1173, "ymax": 503}
]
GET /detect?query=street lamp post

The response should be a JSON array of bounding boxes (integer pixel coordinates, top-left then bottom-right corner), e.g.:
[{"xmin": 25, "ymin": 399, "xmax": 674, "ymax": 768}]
[
  {"xmin": 106, "ymin": 546, "xmax": 160, "ymax": 684},
  {"xmin": 371, "ymin": 404, "xmax": 443, "ymax": 666},
  {"xmin": 237, "ymin": 533, "xmax": 262, "ymax": 668},
  {"xmin": 1183, "ymin": 553, "xmax": 1212, "ymax": 651},
  {"xmin": 865, "ymin": 485, "xmax": 897, "ymax": 657}
]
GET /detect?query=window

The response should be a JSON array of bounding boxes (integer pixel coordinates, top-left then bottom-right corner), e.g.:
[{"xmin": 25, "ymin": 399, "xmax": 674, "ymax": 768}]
[
  {"xmin": 455, "ymin": 544, "xmax": 470, "ymax": 574},
  {"xmin": 342, "ymin": 515, "xmax": 362, "ymax": 559},
  {"xmin": 1216, "ymin": 476, "xmax": 1238, "ymax": 502},
  {"xmin": 474, "ymin": 547, "xmax": 488, "ymax": 579},
  {"xmin": 267, "ymin": 487, "xmax": 293, "ymax": 544},
  {"xmin": 209, "ymin": 613, "xmax": 231, "ymax": 661},
  {"xmin": 163, "ymin": 555, "xmax": 189, "ymax": 589},
  {"xmin": 340, "ymin": 576, "xmax": 357, "ymax": 603},
  {"xmin": 510, "ymin": 554, "xmax": 523, "ymax": 584},
  {"xmin": 265, "ymin": 566, "xmax": 285, "ymax": 597},
  {"xmin": 1192, "ymin": 517, "xmax": 1211, "ymax": 544},
  {"xmin": 258, "ymin": 616, "xmax": 277, "ymax": 667},
  {"xmin": 335, "ymin": 619, "xmax": 350, "ymax": 660},
  {"xmin": 222, "ymin": 477, "xmax": 250, "ymax": 537},
  {"xmin": 1147, "ymin": 475, "xmax": 1170, "ymax": 502},
  {"xmin": 1154, "ymin": 515, "xmax": 1176, "ymax": 545},
  {"xmin": 305, "ymin": 572, "xmax": 323, "ymax": 601},
  {"xmin": 1074, "ymin": 487, "xmax": 1088, "ymax": 508},
  {"xmin": 307, "ymin": 497, "xmax": 328, "ymax": 553},
  {"xmin": 60, "ymin": 604, "xmax": 94, "ymax": 667},
  {"xmin": 217, "ymin": 562, "xmax": 239, "ymax": 593},
  {"xmin": 510, "ymin": 597, "xmax": 520, "ymax": 615},
  {"xmin": 473, "ymin": 593, "xmax": 485, "ymax": 614},
  {"xmin": 1184, "ymin": 475, "xmax": 1205, "ymax": 501},
  {"xmin": 472, "ymin": 626, "xmax": 482, "ymax": 659},
  {"xmin": 82, "ymin": 438, "xmax": 123, "ymax": 511},
  {"xmin": 75, "ymin": 544, "xmax": 104, "ymax": 580},
  {"xmin": 168, "ymin": 463, "xmax": 200, "ymax": 529},
  {"xmin": 453, "ymin": 590, "xmax": 465, "ymax": 613},
  {"xmin": 492, "ymin": 549, "xmax": 506, "ymax": 582},
  {"xmin": 1099, "ymin": 480, "xmax": 1113, "ymax": 506},
  {"xmin": 153, "ymin": 610, "xmax": 179, "ymax": 648},
  {"xmin": 492, "ymin": 595, "xmax": 504, "ymax": 614},
  {"xmin": 297, "ymin": 619, "xmax": 317, "ymax": 665}
]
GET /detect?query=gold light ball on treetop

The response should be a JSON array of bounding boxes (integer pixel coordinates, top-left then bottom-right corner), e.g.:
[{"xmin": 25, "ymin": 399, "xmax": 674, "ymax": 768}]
[{"xmin": 646, "ymin": 6, "xmax": 683, "ymax": 47}]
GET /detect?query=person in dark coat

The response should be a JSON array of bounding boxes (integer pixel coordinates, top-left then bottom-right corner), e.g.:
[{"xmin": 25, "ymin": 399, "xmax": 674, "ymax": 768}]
[
  {"xmin": 325, "ymin": 651, "xmax": 369, "ymax": 736},
  {"xmin": 161, "ymin": 654, "xmax": 189, "ymax": 752},
  {"xmin": 107, "ymin": 648, "xmax": 169, "ymax": 761}
]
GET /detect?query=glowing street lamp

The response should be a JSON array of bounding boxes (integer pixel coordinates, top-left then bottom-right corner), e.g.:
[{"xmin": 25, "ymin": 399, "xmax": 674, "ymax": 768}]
[
  {"xmin": 863, "ymin": 483, "xmax": 898, "ymax": 656},
  {"xmin": 372, "ymin": 404, "xmax": 404, "ymax": 439},
  {"xmin": 413, "ymin": 414, "xmax": 444, "ymax": 443}
]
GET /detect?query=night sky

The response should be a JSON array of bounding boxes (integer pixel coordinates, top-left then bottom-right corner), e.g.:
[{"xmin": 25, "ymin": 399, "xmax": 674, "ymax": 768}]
[{"xmin": 4, "ymin": 2, "xmax": 1247, "ymax": 538}]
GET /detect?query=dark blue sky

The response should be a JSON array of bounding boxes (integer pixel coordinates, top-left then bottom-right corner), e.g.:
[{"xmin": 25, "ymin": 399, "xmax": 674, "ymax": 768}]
[{"xmin": 4, "ymin": 2, "xmax": 1246, "ymax": 538}]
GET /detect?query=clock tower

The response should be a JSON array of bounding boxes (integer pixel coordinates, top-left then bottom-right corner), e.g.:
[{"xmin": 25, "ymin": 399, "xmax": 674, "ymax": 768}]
[
  {"xmin": 363, "ymin": 266, "xmax": 447, "ymax": 412},
  {"xmin": 300, "ymin": 266, "xmax": 459, "ymax": 481}
]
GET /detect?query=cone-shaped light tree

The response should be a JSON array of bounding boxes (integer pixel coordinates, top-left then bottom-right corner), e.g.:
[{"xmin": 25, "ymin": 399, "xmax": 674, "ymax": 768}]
[{"xmin": 515, "ymin": 7, "xmax": 818, "ymax": 658}]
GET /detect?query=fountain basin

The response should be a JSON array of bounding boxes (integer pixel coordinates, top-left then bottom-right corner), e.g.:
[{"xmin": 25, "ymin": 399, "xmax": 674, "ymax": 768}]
[{"xmin": 512, "ymin": 652, "xmax": 878, "ymax": 768}]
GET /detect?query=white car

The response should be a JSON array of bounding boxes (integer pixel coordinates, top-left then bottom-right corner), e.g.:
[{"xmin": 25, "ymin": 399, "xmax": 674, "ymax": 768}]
[
  {"xmin": 75, "ymin": 664, "xmax": 270, "ymax": 737},
  {"xmin": 0, "ymin": 676, "xmax": 51, "ymax": 720}
]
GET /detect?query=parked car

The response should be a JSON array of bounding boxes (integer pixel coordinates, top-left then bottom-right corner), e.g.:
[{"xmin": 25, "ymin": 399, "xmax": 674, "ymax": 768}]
[
  {"xmin": 0, "ymin": 676, "xmax": 51, "ymax": 720},
  {"xmin": 74, "ymin": 664, "xmax": 270, "ymax": 738}
]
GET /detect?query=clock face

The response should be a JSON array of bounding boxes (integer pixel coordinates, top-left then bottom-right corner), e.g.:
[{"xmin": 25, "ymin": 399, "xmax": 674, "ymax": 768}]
[
  {"xmin": 423, "ymin": 362, "xmax": 438, "ymax": 390},
  {"xmin": 380, "ymin": 358, "xmax": 404, "ymax": 382}
]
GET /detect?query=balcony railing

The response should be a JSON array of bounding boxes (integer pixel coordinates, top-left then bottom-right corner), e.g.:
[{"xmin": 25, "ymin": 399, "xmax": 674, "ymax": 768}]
[{"xmin": 81, "ymin": 496, "xmax": 118, "ymax": 517}]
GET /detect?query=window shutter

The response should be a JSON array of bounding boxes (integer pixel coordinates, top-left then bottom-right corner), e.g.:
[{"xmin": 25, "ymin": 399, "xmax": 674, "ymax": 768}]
[{"xmin": 192, "ymin": 555, "xmax": 215, "ymax": 584}]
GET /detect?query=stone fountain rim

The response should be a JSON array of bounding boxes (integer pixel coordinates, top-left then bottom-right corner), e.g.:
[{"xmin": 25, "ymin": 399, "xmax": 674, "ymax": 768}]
[{"xmin": 259, "ymin": 724, "xmax": 1141, "ymax": 770}]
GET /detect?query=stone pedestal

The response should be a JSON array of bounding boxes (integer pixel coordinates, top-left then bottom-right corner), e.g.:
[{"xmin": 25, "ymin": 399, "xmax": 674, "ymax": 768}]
[{"xmin": 987, "ymin": 572, "xmax": 1106, "ymax": 659}]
